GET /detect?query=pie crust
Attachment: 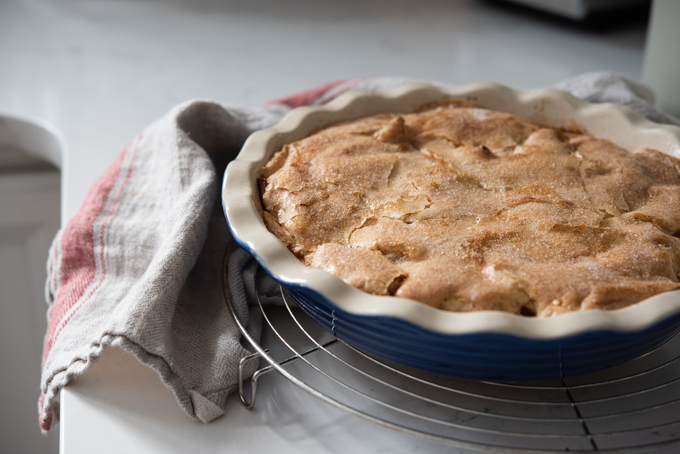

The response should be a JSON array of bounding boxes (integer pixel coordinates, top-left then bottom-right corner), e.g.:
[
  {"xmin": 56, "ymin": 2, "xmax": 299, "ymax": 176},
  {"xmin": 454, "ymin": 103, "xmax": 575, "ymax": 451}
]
[{"xmin": 260, "ymin": 102, "xmax": 680, "ymax": 317}]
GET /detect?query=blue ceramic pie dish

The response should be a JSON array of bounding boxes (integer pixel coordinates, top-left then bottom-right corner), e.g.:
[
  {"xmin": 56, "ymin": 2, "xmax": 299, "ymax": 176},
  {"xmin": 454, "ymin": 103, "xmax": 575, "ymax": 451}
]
[{"xmin": 222, "ymin": 83, "xmax": 680, "ymax": 381}]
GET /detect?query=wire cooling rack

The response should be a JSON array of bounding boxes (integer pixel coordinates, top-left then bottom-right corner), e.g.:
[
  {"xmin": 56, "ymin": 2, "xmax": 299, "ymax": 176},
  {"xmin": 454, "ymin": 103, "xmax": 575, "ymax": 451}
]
[{"xmin": 224, "ymin": 259, "xmax": 680, "ymax": 453}]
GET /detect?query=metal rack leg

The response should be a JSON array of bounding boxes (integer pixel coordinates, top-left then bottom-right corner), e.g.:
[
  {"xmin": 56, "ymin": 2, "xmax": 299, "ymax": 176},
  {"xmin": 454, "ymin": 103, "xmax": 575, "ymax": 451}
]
[
  {"xmin": 238, "ymin": 352, "xmax": 273, "ymax": 410},
  {"xmin": 238, "ymin": 340, "xmax": 339, "ymax": 410}
]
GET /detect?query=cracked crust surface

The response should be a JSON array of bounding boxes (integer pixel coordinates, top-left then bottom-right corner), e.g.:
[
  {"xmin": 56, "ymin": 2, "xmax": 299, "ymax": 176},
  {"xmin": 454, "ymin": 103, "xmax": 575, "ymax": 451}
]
[{"xmin": 260, "ymin": 103, "xmax": 680, "ymax": 317}]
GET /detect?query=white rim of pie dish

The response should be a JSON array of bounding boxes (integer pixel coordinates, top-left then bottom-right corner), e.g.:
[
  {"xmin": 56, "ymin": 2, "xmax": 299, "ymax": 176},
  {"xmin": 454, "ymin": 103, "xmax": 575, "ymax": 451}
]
[{"xmin": 223, "ymin": 82, "xmax": 680, "ymax": 340}]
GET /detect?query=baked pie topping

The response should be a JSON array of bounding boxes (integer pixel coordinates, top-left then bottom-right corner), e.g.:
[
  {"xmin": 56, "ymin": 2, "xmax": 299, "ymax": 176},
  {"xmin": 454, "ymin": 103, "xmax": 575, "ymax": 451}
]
[{"xmin": 260, "ymin": 103, "xmax": 680, "ymax": 317}]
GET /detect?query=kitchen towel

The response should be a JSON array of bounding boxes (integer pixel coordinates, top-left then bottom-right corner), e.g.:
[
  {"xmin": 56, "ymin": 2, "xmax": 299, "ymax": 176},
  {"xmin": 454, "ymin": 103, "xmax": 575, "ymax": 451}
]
[{"xmin": 38, "ymin": 73, "xmax": 679, "ymax": 432}]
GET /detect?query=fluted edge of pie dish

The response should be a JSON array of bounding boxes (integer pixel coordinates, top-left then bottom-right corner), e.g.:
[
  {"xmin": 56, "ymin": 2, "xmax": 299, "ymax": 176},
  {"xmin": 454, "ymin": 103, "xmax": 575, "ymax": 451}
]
[{"xmin": 222, "ymin": 82, "xmax": 680, "ymax": 344}]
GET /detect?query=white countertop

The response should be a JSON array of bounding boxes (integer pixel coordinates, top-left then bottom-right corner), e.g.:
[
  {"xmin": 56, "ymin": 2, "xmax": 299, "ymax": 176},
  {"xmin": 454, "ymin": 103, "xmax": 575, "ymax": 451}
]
[
  {"xmin": 62, "ymin": 332, "xmax": 462, "ymax": 454},
  {"xmin": 0, "ymin": 0, "xmax": 652, "ymax": 452}
]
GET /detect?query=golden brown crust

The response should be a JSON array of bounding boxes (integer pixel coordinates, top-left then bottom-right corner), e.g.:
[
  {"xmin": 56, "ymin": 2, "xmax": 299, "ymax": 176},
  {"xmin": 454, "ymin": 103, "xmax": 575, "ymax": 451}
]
[
  {"xmin": 260, "ymin": 105, "xmax": 680, "ymax": 317},
  {"xmin": 309, "ymin": 243, "xmax": 406, "ymax": 296}
]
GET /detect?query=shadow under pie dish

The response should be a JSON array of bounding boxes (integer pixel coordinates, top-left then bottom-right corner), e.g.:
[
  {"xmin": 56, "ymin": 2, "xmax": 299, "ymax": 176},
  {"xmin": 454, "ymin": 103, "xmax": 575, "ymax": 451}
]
[{"xmin": 222, "ymin": 83, "xmax": 680, "ymax": 381}]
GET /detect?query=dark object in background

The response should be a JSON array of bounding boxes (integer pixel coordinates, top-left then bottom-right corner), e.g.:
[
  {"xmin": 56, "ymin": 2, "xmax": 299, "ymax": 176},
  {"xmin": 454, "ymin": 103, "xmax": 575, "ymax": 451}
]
[
  {"xmin": 498, "ymin": 0, "xmax": 649, "ymax": 20},
  {"xmin": 484, "ymin": 0, "xmax": 651, "ymax": 32}
]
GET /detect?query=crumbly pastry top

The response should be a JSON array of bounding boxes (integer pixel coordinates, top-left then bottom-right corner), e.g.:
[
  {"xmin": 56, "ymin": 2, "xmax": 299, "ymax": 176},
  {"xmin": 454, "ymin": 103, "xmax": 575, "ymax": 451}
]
[{"xmin": 260, "ymin": 102, "xmax": 680, "ymax": 317}]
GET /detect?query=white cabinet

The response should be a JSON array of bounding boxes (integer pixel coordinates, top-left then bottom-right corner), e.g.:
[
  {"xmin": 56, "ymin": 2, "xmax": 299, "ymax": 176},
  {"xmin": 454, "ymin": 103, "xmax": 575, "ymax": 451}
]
[{"xmin": 0, "ymin": 171, "xmax": 60, "ymax": 454}]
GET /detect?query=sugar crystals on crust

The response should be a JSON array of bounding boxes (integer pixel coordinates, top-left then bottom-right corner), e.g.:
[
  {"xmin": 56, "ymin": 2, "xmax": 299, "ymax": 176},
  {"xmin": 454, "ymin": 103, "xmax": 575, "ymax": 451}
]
[{"xmin": 260, "ymin": 103, "xmax": 680, "ymax": 317}]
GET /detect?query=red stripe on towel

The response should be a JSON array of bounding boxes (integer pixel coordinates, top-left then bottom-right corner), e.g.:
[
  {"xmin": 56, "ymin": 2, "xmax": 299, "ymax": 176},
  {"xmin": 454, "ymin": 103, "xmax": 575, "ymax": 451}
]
[
  {"xmin": 265, "ymin": 80, "xmax": 347, "ymax": 108},
  {"xmin": 42, "ymin": 136, "xmax": 140, "ymax": 364},
  {"xmin": 38, "ymin": 394, "xmax": 51, "ymax": 433},
  {"xmin": 41, "ymin": 150, "xmax": 125, "ymax": 362}
]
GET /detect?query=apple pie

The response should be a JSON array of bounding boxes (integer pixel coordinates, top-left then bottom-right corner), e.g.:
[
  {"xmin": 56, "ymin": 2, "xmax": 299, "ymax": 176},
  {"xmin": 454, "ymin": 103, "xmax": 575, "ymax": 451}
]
[{"xmin": 260, "ymin": 102, "xmax": 680, "ymax": 317}]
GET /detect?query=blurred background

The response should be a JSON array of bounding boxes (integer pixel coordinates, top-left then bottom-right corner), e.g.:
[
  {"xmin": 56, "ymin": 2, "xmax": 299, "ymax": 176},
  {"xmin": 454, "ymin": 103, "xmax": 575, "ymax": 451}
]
[{"xmin": 0, "ymin": 0, "xmax": 676, "ymax": 453}]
